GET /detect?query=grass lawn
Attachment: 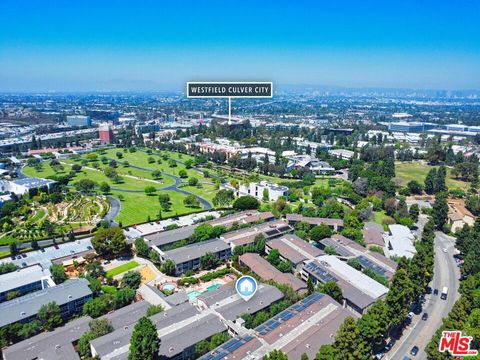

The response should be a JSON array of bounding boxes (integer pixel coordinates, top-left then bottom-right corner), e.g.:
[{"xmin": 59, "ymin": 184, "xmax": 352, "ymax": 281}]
[
  {"xmin": 113, "ymin": 189, "xmax": 204, "ymax": 226},
  {"xmin": 101, "ymin": 285, "xmax": 118, "ymax": 294},
  {"xmin": 23, "ymin": 163, "xmax": 168, "ymax": 191},
  {"xmin": 181, "ymin": 182, "xmax": 217, "ymax": 203},
  {"xmin": 395, "ymin": 162, "xmax": 468, "ymax": 190},
  {"xmin": 105, "ymin": 260, "xmax": 140, "ymax": 278}
]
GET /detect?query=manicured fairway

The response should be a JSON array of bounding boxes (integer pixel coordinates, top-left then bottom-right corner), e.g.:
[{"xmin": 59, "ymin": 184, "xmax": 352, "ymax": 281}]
[{"xmin": 395, "ymin": 162, "xmax": 468, "ymax": 190}]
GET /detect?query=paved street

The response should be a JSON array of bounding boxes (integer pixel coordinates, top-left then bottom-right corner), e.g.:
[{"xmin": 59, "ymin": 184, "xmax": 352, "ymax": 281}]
[{"xmin": 389, "ymin": 231, "xmax": 460, "ymax": 360}]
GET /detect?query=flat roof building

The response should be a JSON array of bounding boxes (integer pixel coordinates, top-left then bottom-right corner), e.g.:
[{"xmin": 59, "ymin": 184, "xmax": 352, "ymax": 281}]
[
  {"xmin": 266, "ymin": 234, "xmax": 324, "ymax": 272},
  {"xmin": 198, "ymin": 292, "xmax": 351, "ymax": 360},
  {"xmin": 286, "ymin": 214, "xmax": 344, "ymax": 231},
  {"xmin": 302, "ymin": 255, "xmax": 388, "ymax": 314},
  {"xmin": 144, "ymin": 211, "xmax": 274, "ymax": 249},
  {"xmin": 91, "ymin": 302, "xmax": 227, "ymax": 360},
  {"xmin": 0, "ymin": 264, "xmax": 55, "ymax": 302},
  {"xmin": 221, "ymin": 220, "xmax": 292, "ymax": 248},
  {"xmin": 0, "ymin": 278, "xmax": 92, "ymax": 328},
  {"xmin": 67, "ymin": 115, "xmax": 92, "ymax": 127},
  {"xmin": 239, "ymin": 253, "xmax": 307, "ymax": 294},
  {"xmin": 196, "ymin": 282, "xmax": 284, "ymax": 321},
  {"xmin": 384, "ymin": 224, "xmax": 417, "ymax": 259},
  {"xmin": 160, "ymin": 239, "xmax": 231, "ymax": 276},
  {"xmin": 2, "ymin": 301, "xmax": 150, "ymax": 360}
]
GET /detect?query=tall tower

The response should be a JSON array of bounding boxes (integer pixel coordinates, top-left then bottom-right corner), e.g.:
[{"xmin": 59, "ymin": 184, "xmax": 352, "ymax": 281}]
[{"xmin": 99, "ymin": 123, "xmax": 114, "ymax": 144}]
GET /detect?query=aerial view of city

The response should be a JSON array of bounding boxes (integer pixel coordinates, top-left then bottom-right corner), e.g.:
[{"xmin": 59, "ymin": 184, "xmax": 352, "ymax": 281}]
[{"xmin": 0, "ymin": 1, "xmax": 479, "ymax": 359}]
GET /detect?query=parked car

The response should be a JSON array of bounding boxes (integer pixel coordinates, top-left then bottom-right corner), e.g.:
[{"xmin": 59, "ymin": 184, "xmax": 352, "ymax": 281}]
[
  {"xmin": 422, "ymin": 313, "xmax": 429, "ymax": 321},
  {"xmin": 433, "ymin": 288, "xmax": 439, "ymax": 295},
  {"xmin": 21, "ymin": 253, "xmax": 27, "ymax": 258},
  {"xmin": 87, "ymin": 246, "xmax": 93, "ymax": 250},
  {"xmin": 403, "ymin": 357, "xmax": 412, "ymax": 360},
  {"xmin": 40, "ymin": 248, "xmax": 46, "ymax": 252},
  {"xmin": 411, "ymin": 346, "xmax": 419, "ymax": 356},
  {"xmin": 54, "ymin": 245, "xmax": 59, "ymax": 249},
  {"xmin": 21, "ymin": 262, "xmax": 27, "ymax": 267},
  {"xmin": 384, "ymin": 343, "xmax": 393, "ymax": 352}
]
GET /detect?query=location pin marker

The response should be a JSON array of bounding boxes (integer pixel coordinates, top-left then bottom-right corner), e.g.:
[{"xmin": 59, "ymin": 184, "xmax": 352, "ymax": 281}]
[{"xmin": 236, "ymin": 275, "xmax": 258, "ymax": 301}]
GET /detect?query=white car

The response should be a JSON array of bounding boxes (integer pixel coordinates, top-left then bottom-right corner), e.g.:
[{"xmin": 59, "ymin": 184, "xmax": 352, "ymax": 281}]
[{"xmin": 442, "ymin": 248, "xmax": 447, "ymax": 253}]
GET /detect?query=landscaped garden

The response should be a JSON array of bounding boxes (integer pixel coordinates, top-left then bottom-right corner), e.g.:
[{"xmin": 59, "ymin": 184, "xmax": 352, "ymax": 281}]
[{"xmin": 21, "ymin": 147, "xmax": 218, "ymax": 226}]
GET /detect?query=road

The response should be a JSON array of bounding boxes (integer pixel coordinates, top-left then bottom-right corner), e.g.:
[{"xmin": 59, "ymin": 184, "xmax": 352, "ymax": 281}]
[{"xmin": 389, "ymin": 231, "xmax": 460, "ymax": 360}]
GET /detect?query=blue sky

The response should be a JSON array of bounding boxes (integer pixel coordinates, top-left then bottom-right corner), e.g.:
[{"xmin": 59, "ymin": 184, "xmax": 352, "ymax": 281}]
[{"xmin": 1, "ymin": 0, "xmax": 479, "ymax": 91}]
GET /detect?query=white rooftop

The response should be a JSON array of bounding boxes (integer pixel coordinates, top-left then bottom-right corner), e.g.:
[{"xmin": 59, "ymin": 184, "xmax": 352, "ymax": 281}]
[
  {"xmin": 0, "ymin": 264, "xmax": 51, "ymax": 294},
  {"xmin": 316, "ymin": 255, "xmax": 389, "ymax": 299},
  {"xmin": 386, "ymin": 224, "xmax": 416, "ymax": 259}
]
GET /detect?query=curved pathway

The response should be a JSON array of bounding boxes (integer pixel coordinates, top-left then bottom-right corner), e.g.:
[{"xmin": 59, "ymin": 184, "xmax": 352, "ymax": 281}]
[{"xmin": 105, "ymin": 156, "xmax": 212, "ymax": 209}]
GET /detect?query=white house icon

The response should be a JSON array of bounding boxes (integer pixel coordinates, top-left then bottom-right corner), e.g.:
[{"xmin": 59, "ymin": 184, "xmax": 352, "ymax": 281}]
[{"xmin": 240, "ymin": 280, "xmax": 254, "ymax": 293}]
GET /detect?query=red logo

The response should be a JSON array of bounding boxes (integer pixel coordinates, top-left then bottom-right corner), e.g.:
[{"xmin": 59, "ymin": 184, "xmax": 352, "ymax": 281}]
[{"xmin": 439, "ymin": 331, "xmax": 478, "ymax": 356}]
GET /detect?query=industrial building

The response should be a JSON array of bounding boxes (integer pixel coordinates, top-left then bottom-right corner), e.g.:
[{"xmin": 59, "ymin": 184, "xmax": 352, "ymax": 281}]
[{"xmin": 66, "ymin": 115, "xmax": 92, "ymax": 127}]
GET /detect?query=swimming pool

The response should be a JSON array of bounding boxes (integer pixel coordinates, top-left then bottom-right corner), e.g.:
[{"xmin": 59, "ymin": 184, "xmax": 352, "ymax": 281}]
[
  {"xmin": 187, "ymin": 283, "xmax": 222, "ymax": 301},
  {"xmin": 187, "ymin": 290, "xmax": 202, "ymax": 301},
  {"xmin": 207, "ymin": 284, "xmax": 222, "ymax": 291},
  {"xmin": 162, "ymin": 283, "xmax": 176, "ymax": 292}
]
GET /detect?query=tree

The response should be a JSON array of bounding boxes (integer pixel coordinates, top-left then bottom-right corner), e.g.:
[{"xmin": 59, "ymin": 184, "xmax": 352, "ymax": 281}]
[
  {"xmin": 233, "ymin": 195, "xmax": 260, "ymax": 210},
  {"xmin": 78, "ymin": 319, "xmax": 113, "ymax": 357},
  {"xmin": 178, "ymin": 169, "xmax": 188, "ymax": 178},
  {"xmin": 145, "ymin": 186, "xmax": 157, "ymax": 195},
  {"xmin": 83, "ymin": 295, "xmax": 113, "ymax": 318},
  {"xmin": 213, "ymin": 189, "xmax": 234, "ymax": 207},
  {"xmin": 158, "ymin": 193, "xmax": 171, "ymax": 211},
  {"xmin": 318, "ymin": 280, "xmax": 343, "ymax": 302},
  {"xmin": 333, "ymin": 317, "xmax": 371, "ymax": 360},
  {"xmin": 316, "ymin": 344, "xmax": 336, "ymax": 360},
  {"xmin": 50, "ymin": 264, "xmax": 67, "ymax": 284},
  {"xmin": 309, "ymin": 224, "xmax": 333, "ymax": 242},
  {"xmin": 160, "ymin": 259, "xmax": 176, "ymax": 276},
  {"xmin": 356, "ymin": 300, "xmax": 390, "ymax": 347},
  {"xmin": 200, "ymin": 252, "xmax": 219, "ymax": 270},
  {"xmin": 18, "ymin": 320, "xmax": 40, "ymax": 339},
  {"xmin": 129, "ymin": 317, "xmax": 159, "ymax": 360},
  {"xmin": 263, "ymin": 350, "xmax": 288, "ymax": 360},
  {"xmin": 115, "ymin": 287, "xmax": 136, "ymax": 308},
  {"xmin": 152, "ymin": 170, "xmax": 162, "ymax": 180},
  {"xmin": 9, "ymin": 240, "xmax": 18, "ymax": 256},
  {"xmin": 307, "ymin": 278, "xmax": 314, "ymax": 295},
  {"xmin": 72, "ymin": 164, "xmax": 82, "ymax": 172},
  {"xmin": 435, "ymin": 166, "xmax": 447, "ymax": 193},
  {"xmin": 432, "ymin": 192, "xmax": 449, "ymax": 230},
  {"xmin": 122, "ymin": 271, "xmax": 142, "ymax": 290},
  {"xmin": 31, "ymin": 238, "xmax": 39, "ymax": 250},
  {"xmin": 75, "ymin": 179, "xmax": 96, "ymax": 193},
  {"xmin": 407, "ymin": 180, "xmax": 423, "ymax": 195},
  {"xmin": 88, "ymin": 277, "xmax": 102, "ymax": 295},
  {"xmin": 37, "ymin": 302, "xmax": 63, "ymax": 331},
  {"xmin": 100, "ymin": 182, "xmax": 111, "ymax": 194},
  {"xmin": 85, "ymin": 260, "xmax": 106, "ymax": 278},
  {"xmin": 188, "ymin": 177, "xmax": 199, "ymax": 186},
  {"xmin": 183, "ymin": 194, "xmax": 200, "ymax": 208},
  {"xmin": 424, "ymin": 168, "xmax": 437, "ymax": 194},
  {"xmin": 409, "ymin": 203, "xmax": 420, "ymax": 223},
  {"xmin": 146, "ymin": 304, "xmax": 164, "ymax": 316},
  {"xmin": 92, "ymin": 226, "xmax": 129, "ymax": 257},
  {"xmin": 135, "ymin": 238, "xmax": 150, "ymax": 257}
]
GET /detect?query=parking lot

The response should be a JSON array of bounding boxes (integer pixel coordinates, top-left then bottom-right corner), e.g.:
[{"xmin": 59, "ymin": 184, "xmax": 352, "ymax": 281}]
[{"xmin": 0, "ymin": 238, "xmax": 94, "ymax": 269}]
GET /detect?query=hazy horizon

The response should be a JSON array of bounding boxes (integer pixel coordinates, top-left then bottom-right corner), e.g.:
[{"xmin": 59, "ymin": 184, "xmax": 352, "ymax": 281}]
[{"xmin": 1, "ymin": 0, "xmax": 479, "ymax": 92}]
